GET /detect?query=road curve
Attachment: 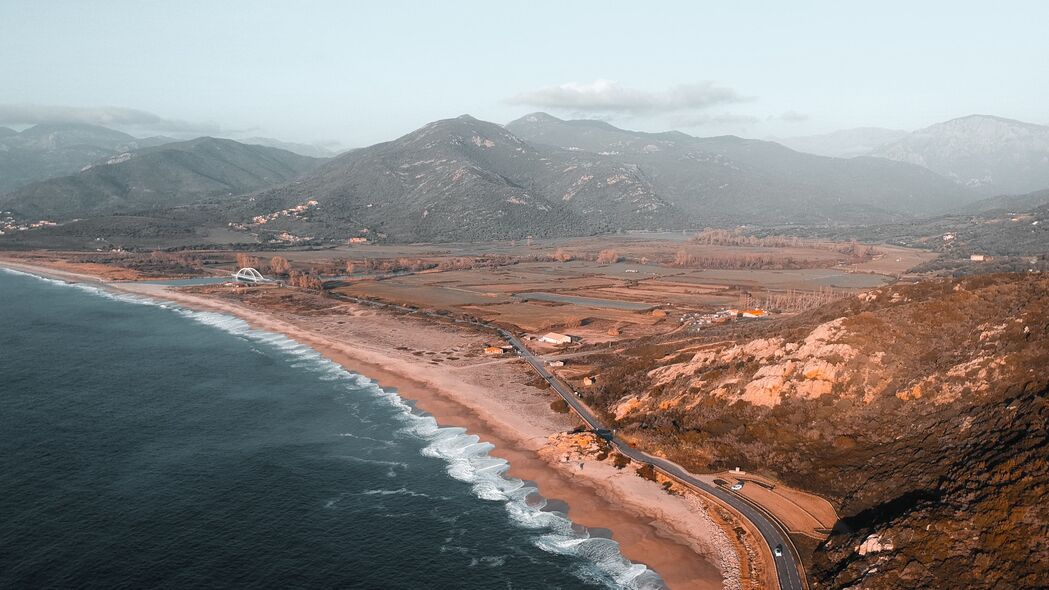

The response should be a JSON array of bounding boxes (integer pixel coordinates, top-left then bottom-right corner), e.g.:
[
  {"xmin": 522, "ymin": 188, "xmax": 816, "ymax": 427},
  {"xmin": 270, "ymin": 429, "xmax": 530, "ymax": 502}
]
[
  {"xmin": 500, "ymin": 330, "xmax": 806, "ymax": 590},
  {"xmin": 323, "ymin": 290, "xmax": 805, "ymax": 589}
]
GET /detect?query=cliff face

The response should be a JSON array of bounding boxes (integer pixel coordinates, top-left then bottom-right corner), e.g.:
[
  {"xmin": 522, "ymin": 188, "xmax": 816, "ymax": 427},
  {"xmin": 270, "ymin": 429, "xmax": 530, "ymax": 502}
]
[{"xmin": 598, "ymin": 274, "xmax": 1048, "ymax": 589}]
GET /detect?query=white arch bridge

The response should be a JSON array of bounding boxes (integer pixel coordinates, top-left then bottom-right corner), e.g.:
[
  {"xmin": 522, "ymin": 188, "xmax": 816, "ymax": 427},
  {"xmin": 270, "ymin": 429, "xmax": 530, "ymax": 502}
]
[{"xmin": 232, "ymin": 267, "xmax": 272, "ymax": 283}]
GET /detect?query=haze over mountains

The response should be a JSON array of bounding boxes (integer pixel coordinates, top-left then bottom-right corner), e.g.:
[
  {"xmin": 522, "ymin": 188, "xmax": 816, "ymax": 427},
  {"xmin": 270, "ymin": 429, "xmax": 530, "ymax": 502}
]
[
  {"xmin": 871, "ymin": 115, "xmax": 1049, "ymax": 195},
  {"xmin": 783, "ymin": 115, "xmax": 1049, "ymax": 196},
  {"xmin": 240, "ymin": 137, "xmax": 343, "ymax": 159},
  {"xmin": 0, "ymin": 123, "xmax": 175, "ymax": 194},
  {"xmin": 776, "ymin": 128, "xmax": 909, "ymax": 158},
  {"xmin": 3, "ymin": 112, "xmax": 1049, "ymax": 246}
]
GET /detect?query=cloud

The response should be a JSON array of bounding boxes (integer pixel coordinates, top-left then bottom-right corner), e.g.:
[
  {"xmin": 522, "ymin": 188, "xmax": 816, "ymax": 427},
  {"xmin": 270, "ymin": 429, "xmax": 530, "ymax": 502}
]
[
  {"xmin": 0, "ymin": 103, "xmax": 223, "ymax": 135},
  {"xmin": 506, "ymin": 80, "xmax": 750, "ymax": 115}
]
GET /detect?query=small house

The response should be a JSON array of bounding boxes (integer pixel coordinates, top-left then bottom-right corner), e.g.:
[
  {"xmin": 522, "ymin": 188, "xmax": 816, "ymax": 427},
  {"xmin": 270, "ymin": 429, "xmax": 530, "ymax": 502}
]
[
  {"xmin": 970, "ymin": 254, "xmax": 987, "ymax": 262},
  {"xmin": 547, "ymin": 360, "xmax": 565, "ymax": 367},
  {"xmin": 483, "ymin": 346, "xmax": 504, "ymax": 355}
]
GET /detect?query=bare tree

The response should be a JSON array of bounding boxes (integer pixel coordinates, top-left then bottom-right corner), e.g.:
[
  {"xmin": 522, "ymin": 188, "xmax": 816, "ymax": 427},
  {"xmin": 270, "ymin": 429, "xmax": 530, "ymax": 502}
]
[
  {"xmin": 673, "ymin": 249, "xmax": 694, "ymax": 267},
  {"xmin": 236, "ymin": 252, "xmax": 261, "ymax": 269},
  {"xmin": 269, "ymin": 256, "xmax": 291, "ymax": 276}
]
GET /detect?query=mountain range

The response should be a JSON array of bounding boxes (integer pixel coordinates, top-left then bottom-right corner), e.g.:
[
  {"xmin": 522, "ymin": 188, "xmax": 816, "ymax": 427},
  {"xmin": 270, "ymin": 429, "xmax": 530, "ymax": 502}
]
[
  {"xmin": 234, "ymin": 113, "xmax": 977, "ymax": 243},
  {"xmin": 871, "ymin": 115, "xmax": 1049, "ymax": 195},
  {"xmin": 239, "ymin": 114, "xmax": 684, "ymax": 242},
  {"xmin": 783, "ymin": 115, "xmax": 1049, "ymax": 197},
  {"xmin": 506, "ymin": 113, "xmax": 969, "ymax": 220},
  {"xmin": 0, "ymin": 123, "xmax": 176, "ymax": 194},
  {"xmin": 4, "ymin": 112, "xmax": 1049, "ymax": 246},
  {"xmin": 1, "ymin": 137, "xmax": 322, "ymax": 220}
]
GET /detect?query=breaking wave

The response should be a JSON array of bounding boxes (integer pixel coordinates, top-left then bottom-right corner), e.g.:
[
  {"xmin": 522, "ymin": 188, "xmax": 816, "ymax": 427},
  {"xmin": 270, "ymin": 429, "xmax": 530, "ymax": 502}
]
[{"xmin": 2, "ymin": 266, "xmax": 666, "ymax": 589}]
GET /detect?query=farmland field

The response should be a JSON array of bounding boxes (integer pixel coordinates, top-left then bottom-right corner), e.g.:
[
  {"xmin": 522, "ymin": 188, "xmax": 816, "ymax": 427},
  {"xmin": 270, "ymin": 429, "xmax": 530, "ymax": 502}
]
[{"xmin": 313, "ymin": 232, "xmax": 932, "ymax": 342}]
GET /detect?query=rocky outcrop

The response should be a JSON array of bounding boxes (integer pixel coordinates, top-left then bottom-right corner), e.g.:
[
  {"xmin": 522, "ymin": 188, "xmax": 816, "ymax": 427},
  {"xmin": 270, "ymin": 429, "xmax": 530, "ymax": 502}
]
[{"xmin": 594, "ymin": 274, "xmax": 1049, "ymax": 589}]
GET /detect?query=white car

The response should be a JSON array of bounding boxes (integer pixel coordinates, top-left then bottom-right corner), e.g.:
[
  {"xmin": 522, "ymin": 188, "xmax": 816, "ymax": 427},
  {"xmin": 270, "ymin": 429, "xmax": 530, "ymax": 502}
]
[
  {"xmin": 730, "ymin": 482, "xmax": 744, "ymax": 491},
  {"xmin": 774, "ymin": 545, "xmax": 784, "ymax": 557}
]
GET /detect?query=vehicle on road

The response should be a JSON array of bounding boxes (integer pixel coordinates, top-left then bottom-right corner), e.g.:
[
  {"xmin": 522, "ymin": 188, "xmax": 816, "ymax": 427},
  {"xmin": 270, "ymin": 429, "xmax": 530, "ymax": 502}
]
[
  {"xmin": 731, "ymin": 481, "xmax": 745, "ymax": 491},
  {"xmin": 774, "ymin": 545, "xmax": 784, "ymax": 557}
]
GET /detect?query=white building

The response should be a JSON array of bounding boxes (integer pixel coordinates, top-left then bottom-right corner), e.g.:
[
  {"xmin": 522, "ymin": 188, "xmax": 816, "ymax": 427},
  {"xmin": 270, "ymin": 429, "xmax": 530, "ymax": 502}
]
[{"xmin": 540, "ymin": 332, "xmax": 575, "ymax": 345}]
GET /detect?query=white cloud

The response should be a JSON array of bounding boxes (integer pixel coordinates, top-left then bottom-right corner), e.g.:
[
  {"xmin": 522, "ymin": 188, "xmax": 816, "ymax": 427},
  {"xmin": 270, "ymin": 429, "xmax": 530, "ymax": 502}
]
[
  {"xmin": 0, "ymin": 103, "xmax": 223, "ymax": 135},
  {"xmin": 506, "ymin": 80, "xmax": 750, "ymax": 115}
]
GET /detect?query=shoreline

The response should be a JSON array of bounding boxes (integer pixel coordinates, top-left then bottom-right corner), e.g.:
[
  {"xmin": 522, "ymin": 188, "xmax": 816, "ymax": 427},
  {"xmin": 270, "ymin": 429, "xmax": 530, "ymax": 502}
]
[{"xmin": 0, "ymin": 259, "xmax": 749, "ymax": 590}]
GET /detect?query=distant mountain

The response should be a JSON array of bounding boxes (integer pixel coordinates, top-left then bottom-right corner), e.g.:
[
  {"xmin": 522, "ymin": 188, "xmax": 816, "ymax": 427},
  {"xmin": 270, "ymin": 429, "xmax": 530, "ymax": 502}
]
[
  {"xmin": 0, "ymin": 114, "xmax": 992, "ymax": 246},
  {"xmin": 242, "ymin": 115, "xmax": 680, "ymax": 242},
  {"xmin": 0, "ymin": 123, "xmax": 178, "ymax": 193},
  {"xmin": 870, "ymin": 115, "xmax": 1049, "ymax": 195},
  {"xmin": 507, "ymin": 112, "xmax": 973, "ymax": 221},
  {"xmin": 502, "ymin": 112, "xmax": 692, "ymax": 153},
  {"xmin": 774, "ymin": 127, "xmax": 909, "ymax": 158},
  {"xmin": 959, "ymin": 188, "xmax": 1049, "ymax": 214},
  {"xmin": 241, "ymin": 137, "xmax": 340, "ymax": 158},
  {"xmin": 231, "ymin": 113, "xmax": 980, "ymax": 243},
  {"xmin": 0, "ymin": 126, "xmax": 17, "ymax": 138},
  {"xmin": 1, "ymin": 137, "xmax": 322, "ymax": 220}
]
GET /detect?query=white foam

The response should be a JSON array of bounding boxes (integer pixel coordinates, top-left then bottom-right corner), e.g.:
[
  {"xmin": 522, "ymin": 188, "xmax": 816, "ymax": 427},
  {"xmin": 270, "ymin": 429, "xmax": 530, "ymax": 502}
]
[
  {"xmin": 399, "ymin": 412, "xmax": 665, "ymax": 588},
  {"xmin": 4, "ymin": 267, "xmax": 666, "ymax": 589}
]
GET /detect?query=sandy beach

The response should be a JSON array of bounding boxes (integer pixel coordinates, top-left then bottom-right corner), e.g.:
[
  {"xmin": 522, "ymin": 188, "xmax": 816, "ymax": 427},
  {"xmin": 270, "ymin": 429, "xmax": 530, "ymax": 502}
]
[{"xmin": 0, "ymin": 259, "xmax": 766, "ymax": 590}]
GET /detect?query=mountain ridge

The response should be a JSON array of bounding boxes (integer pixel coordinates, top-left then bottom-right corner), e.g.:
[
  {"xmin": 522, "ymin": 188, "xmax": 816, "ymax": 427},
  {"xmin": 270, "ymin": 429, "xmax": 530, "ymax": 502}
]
[
  {"xmin": 0, "ymin": 123, "xmax": 178, "ymax": 193},
  {"xmin": 871, "ymin": 114, "xmax": 1049, "ymax": 195},
  {"xmin": 507, "ymin": 112, "xmax": 974, "ymax": 221},
  {"xmin": 1, "ymin": 137, "xmax": 322, "ymax": 220}
]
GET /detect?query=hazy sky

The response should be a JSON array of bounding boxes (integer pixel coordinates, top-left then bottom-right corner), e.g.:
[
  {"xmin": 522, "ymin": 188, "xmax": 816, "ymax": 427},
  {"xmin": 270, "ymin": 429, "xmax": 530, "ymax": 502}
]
[{"xmin": 2, "ymin": 1, "xmax": 1047, "ymax": 146}]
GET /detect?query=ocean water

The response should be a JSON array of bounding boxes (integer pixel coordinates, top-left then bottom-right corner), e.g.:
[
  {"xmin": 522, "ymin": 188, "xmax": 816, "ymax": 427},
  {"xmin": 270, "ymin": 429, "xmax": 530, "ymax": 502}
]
[{"xmin": 0, "ymin": 269, "xmax": 665, "ymax": 589}]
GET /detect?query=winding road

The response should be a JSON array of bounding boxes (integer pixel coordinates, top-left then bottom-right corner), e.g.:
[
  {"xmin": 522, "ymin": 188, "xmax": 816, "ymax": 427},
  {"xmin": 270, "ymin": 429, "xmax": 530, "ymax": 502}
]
[
  {"xmin": 499, "ymin": 330, "xmax": 806, "ymax": 590},
  {"xmin": 326, "ymin": 289, "xmax": 806, "ymax": 589}
]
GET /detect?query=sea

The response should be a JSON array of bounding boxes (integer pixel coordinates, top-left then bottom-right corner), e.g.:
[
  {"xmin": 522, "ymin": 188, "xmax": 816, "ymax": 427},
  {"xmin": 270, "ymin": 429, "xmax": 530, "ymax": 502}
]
[{"xmin": 0, "ymin": 268, "xmax": 665, "ymax": 589}]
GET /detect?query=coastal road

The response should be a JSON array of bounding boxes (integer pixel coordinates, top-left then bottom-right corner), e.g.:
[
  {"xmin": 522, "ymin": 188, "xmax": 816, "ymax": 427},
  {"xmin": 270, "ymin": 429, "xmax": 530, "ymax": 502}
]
[
  {"xmin": 499, "ymin": 329, "xmax": 806, "ymax": 590},
  {"xmin": 325, "ymin": 290, "xmax": 806, "ymax": 589}
]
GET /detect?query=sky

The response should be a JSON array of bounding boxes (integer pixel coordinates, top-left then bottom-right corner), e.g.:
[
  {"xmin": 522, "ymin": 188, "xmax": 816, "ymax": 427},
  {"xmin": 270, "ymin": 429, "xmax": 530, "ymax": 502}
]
[{"xmin": 2, "ymin": 1, "xmax": 1047, "ymax": 147}]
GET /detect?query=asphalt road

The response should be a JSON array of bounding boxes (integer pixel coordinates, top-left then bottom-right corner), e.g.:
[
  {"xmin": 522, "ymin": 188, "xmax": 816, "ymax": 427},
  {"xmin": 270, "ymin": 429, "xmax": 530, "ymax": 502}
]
[
  {"xmin": 500, "ymin": 329, "xmax": 806, "ymax": 590},
  {"xmin": 324, "ymin": 290, "xmax": 805, "ymax": 589}
]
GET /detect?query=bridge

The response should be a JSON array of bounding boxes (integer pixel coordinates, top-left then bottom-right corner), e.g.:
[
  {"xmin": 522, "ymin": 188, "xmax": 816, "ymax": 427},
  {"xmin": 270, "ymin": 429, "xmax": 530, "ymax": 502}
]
[{"xmin": 232, "ymin": 267, "xmax": 270, "ymax": 283}]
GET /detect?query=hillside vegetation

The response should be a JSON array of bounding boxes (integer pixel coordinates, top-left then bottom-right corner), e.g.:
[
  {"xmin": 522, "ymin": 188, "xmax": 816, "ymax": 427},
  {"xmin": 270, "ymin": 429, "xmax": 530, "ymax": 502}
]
[
  {"xmin": 594, "ymin": 273, "xmax": 1048, "ymax": 589},
  {"xmin": 0, "ymin": 123, "xmax": 173, "ymax": 193},
  {"xmin": 1, "ymin": 137, "xmax": 321, "ymax": 220}
]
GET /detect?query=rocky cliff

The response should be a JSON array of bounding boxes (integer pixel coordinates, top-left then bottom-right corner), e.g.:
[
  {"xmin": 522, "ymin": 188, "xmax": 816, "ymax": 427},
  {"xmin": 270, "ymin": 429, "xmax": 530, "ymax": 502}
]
[{"xmin": 594, "ymin": 274, "xmax": 1048, "ymax": 588}]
